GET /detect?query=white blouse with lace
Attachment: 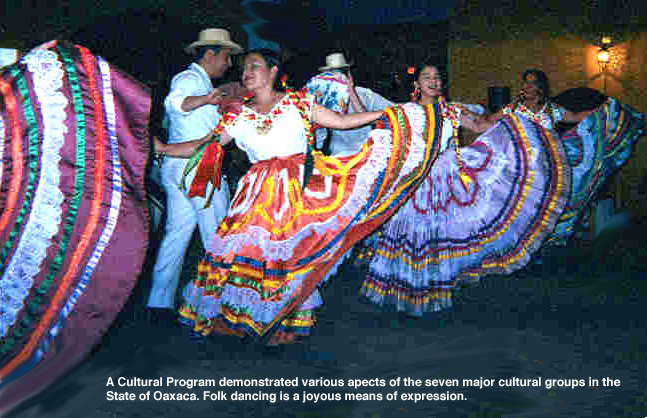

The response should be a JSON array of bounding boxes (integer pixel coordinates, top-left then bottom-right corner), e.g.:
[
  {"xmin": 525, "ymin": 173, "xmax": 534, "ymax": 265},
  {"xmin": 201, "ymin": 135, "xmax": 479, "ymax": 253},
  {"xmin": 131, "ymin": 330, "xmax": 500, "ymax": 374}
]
[{"xmin": 225, "ymin": 93, "xmax": 314, "ymax": 164}]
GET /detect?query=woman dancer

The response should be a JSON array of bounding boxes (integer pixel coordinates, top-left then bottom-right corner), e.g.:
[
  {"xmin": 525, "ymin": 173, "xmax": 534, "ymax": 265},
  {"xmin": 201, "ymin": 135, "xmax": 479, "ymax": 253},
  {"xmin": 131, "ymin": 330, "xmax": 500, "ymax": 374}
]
[
  {"xmin": 489, "ymin": 69, "xmax": 644, "ymax": 247},
  {"xmin": 154, "ymin": 49, "xmax": 450, "ymax": 344},
  {"xmin": 359, "ymin": 62, "xmax": 573, "ymax": 315},
  {"xmin": 0, "ymin": 41, "xmax": 150, "ymax": 412},
  {"xmin": 359, "ymin": 63, "xmax": 644, "ymax": 316},
  {"xmin": 488, "ymin": 69, "xmax": 591, "ymax": 129}
]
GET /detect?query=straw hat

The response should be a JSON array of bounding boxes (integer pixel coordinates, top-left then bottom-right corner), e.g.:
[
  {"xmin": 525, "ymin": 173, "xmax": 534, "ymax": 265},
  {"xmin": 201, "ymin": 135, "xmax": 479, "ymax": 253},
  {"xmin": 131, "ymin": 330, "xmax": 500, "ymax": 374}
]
[
  {"xmin": 318, "ymin": 53, "xmax": 353, "ymax": 71},
  {"xmin": 185, "ymin": 28, "xmax": 243, "ymax": 55}
]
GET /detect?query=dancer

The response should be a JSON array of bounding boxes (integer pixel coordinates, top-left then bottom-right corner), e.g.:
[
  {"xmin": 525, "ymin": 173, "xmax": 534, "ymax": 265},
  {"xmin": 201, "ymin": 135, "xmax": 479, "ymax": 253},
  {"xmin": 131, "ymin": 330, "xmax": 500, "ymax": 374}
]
[
  {"xmin": 359, "ymin": 62, "xmax": 574, "ymax": 316},
  {"xmin": 146, "ymin": 29, "xmax": 243, "ymax": 317},
  {"xmin": 360, "ymin": 64, "xmax": 644, "ymax": 316},
  {"xmin": 537, "ymin": 90, "xmax": 643, "ymax": 247},
  {"xmin": 488, "ymin": 69, "xmax": 644, "ymax": 246},
  {"xmin": 153, "ymin": 49, "xmax": 450, "ymax": 344},
  {"xmin": 0, "ymin": 41, "xmax": 150, "ymax": 413},
  {"xmin": 305, "ymin": 52, "xmax": 393, "ymax": 155},
  {"xmin": 487, "ymin": 69, "xmax": 594, "ymax": 129}
]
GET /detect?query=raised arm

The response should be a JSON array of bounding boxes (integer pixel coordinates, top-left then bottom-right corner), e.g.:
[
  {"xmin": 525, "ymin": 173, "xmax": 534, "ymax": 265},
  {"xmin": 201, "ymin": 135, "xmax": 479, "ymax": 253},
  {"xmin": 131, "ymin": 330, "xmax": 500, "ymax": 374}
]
[
  {"xmin": 180, "ymin": 88, "xmax": 225, "ymax": 112},
  {"xmin": 347, "ymin": 71, "xmax": 366, "ymax": 113},
  {"xmin": 312, "ymin": 102, "xmax": 382, "ymax": 130},
  {"xmin": 166, "ymin": 72, "xmax": 225, "ymax": 115}
]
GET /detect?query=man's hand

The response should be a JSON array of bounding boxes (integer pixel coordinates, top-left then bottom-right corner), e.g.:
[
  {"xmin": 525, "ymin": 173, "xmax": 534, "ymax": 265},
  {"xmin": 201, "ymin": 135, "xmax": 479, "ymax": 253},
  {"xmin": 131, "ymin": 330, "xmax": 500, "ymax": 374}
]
[
  {"xmin": 346, "ymin": 70, "xmax": 355, "ymax": 88},
  {"xmin": 180, "ymin": 89, "xmax": 226, "ymax": 112},
  {"xmin": 204, "ymin": 88, "xmax": 226, "ymax": 106}
]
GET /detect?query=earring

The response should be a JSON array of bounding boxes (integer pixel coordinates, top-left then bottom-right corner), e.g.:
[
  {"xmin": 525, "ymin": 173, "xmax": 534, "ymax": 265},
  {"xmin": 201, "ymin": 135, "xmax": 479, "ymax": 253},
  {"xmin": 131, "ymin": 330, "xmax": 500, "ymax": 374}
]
[{"xmin": 410, "ymin": 86, "xmax": 420, "ymax": 102}]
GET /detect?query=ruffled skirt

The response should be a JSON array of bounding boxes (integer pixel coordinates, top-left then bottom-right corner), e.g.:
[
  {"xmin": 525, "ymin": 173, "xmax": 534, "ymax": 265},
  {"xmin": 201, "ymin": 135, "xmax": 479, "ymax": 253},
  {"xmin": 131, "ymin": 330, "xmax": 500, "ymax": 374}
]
[
  {"xmin": 179, "ymin": 103, "xmax": 445, "ymax": 341},
  {"xmin": 0, "ymin": 41, "xmax": 150, "ymax": 410},
  {"xmin": 545, "ymin": 97, "xmax": 645, "ymax": 246},
  {"xmin": 359, "ymin": 113, "xmax": 572, "ymax": 316}
]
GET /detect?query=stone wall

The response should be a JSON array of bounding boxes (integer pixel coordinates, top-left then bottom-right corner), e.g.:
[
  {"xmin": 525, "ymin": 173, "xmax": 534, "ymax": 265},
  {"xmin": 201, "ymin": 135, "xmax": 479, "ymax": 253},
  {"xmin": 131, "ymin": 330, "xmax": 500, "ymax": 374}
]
[{"xmin": 448, "ymin": 1, "xmax": 647, "ymax": 216}]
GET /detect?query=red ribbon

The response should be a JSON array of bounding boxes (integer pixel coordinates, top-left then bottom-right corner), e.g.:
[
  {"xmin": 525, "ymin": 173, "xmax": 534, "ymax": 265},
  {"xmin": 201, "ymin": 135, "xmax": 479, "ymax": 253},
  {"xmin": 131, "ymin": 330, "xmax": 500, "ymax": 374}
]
[{"xmin": 188, "ymin": 141, "xmax": 224, "ymax": 198}]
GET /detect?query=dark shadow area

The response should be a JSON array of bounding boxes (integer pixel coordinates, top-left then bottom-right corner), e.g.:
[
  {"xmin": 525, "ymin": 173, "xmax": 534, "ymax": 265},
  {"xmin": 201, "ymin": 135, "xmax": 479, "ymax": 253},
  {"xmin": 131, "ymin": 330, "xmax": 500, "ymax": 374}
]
[{"xmin": 5, "ymin": 215, "xmax": 647, "ymax": 418}]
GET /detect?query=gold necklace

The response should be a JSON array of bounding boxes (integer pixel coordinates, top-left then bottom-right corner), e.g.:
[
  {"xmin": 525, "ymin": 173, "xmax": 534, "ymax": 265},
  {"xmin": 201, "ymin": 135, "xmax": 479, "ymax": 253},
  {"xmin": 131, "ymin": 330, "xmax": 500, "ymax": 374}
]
[{"xmin": 249, "ymin": 93, "xmax": 284, "ymax": 136}]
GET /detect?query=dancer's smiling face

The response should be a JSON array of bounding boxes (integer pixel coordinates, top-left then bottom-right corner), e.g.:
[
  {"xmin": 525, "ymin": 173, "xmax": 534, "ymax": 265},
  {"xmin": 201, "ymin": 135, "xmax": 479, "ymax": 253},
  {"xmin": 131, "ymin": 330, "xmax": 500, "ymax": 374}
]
[
  {"xmin": 522, "ymin": 72, "xmax": 544, "ymax": 104},
  {"xmin": 415, "ymin": 65, "xmax": 442, "ymax": 100},
  {"xmin": 242, "ymin": 53, "xmax": 278, "ymax": 91}
]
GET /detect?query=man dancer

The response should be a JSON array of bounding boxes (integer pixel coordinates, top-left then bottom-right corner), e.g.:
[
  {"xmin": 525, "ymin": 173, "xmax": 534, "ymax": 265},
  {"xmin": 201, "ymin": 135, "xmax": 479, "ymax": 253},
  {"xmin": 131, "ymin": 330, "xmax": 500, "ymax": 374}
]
[
  {"xmin": 305, "ymin": 52, "xmax": 393, "ymax": 156},
  {"xmin": 147, "ymin": 28, "xmax": 243, "ymax": 319}
]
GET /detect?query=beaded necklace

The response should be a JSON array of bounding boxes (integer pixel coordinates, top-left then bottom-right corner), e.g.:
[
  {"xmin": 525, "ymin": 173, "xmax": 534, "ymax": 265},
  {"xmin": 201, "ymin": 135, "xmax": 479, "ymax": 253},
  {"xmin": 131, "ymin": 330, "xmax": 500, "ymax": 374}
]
[
  {"xmin": 240, "ymin": 91, "xmax": 287, "ymax": 135},
  {"xmin": 512, "ymin": 100, "xmax": 556, "ymax": 129},
  {"xmin": 237, "ymin": 75, "xmax": 315, "ymax": 147}
]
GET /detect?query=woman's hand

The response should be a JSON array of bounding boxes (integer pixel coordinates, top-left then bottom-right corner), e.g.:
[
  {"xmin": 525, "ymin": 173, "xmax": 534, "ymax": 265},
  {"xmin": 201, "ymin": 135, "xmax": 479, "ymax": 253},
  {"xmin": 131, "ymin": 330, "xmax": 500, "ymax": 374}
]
[
  {"xmin": 153, "ymin": 136, "xmax": 167, "ymax": 155},
  {"xmin": 204, "ymin": 87, "xmax": 226, "ymax": 106},
  {"xmin": 219, "ymin": 130, "xmax": 233, "ymax": 146}
]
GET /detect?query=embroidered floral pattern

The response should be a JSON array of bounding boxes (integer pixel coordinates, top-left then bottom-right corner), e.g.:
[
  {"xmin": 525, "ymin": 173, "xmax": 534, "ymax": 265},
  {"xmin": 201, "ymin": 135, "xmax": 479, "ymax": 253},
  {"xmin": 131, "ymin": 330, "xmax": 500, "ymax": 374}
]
[{"xmin": 238, "ymin": 95, "xmax": 290, "ymax": 136}]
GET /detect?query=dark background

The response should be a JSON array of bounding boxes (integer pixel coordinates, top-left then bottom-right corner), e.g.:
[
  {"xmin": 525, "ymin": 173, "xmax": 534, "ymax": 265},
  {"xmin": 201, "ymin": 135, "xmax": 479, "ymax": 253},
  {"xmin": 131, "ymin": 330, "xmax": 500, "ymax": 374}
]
[{"xmin": 2, "ymin": 1, "xmax": 647, "ymax": 417}]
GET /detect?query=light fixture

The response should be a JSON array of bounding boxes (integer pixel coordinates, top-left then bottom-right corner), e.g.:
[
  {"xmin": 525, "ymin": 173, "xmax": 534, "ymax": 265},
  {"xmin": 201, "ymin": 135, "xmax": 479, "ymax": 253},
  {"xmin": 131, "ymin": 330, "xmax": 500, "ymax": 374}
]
[{"xmin": 597, "ymin": 47, "xmax": 610, "ymax": 72}]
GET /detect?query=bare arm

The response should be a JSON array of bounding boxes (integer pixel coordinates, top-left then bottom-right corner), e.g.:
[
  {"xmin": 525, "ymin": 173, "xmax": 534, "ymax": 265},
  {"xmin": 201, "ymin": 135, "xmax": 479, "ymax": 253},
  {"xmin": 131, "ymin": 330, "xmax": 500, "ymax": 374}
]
[
  {"xmin": 154, "ymin": 130, "xmax": 233, "ymax": 158},
  {"xmin": 459, "ymin": 109, "xmax": 493, "ymax": 133},
  {"xmin": 180, "ymin": 88, "xmax": 225, "ymax": 112},
  {"xmin": 312, "ymin": 103, "xmax": 382, "ymax": 130},
  {"xmin": 347, "ymin": 71, "xmax": 366, "ymax": 113},
  {"xmin": 484, "ymin": 108, "xmax": 505, "ymax": 124}
]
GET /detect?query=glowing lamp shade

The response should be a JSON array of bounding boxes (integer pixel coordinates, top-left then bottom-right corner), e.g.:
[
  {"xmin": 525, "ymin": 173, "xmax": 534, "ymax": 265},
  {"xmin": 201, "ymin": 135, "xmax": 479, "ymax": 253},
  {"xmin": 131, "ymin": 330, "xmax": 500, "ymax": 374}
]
[
  {"xmin": 407, "ymin": 67, "xmax": 415, "ymax": 75},
  {"xmin": 597, "ymin": 48, "xmax": 610, "ymax": 64}
]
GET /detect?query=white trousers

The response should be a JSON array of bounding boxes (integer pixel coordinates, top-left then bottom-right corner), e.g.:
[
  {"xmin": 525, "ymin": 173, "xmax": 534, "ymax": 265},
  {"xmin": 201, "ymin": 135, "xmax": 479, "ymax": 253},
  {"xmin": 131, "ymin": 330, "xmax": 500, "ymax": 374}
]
[{"xmin": 146, "ymin": 156, "xmax": 229, "ymax": 309}]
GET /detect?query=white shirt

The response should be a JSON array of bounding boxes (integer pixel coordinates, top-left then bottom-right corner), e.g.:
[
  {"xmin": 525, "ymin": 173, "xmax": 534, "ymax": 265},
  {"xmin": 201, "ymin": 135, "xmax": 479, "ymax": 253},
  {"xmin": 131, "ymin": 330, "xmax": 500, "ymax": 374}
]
[
  {"xmin": 164, "ymin": 63, "xmax": 221, "ymax": 144},
  {"xmin": 225, "ymin": 94, "xmax": 313, "ymax": 164}
]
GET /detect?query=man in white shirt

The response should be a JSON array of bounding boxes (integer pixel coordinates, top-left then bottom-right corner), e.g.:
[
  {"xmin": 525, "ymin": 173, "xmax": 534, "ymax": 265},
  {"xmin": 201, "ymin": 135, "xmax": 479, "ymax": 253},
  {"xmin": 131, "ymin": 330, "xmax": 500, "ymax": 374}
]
[{"xmin": 147, "ymin": 29, "xmax": 243, "ymax": 317}]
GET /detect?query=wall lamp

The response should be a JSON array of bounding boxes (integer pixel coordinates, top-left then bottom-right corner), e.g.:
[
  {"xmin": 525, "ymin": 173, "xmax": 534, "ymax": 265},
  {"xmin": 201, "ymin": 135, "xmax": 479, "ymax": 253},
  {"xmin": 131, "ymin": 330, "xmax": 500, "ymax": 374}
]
[{"xmin": 597, "ymin": 36, "xmax": 612, "ymax": 72}]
